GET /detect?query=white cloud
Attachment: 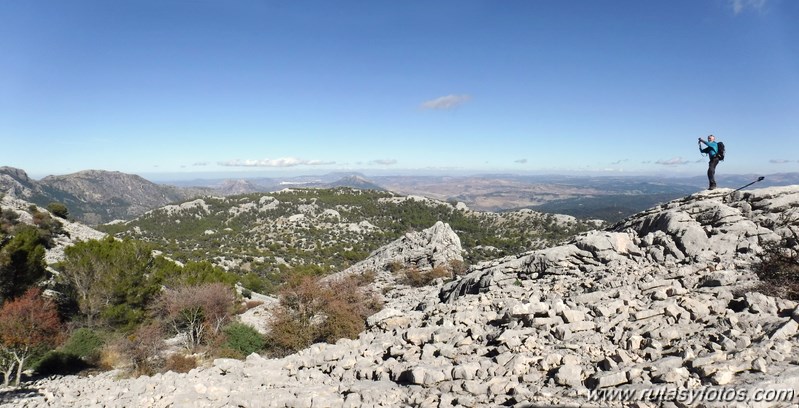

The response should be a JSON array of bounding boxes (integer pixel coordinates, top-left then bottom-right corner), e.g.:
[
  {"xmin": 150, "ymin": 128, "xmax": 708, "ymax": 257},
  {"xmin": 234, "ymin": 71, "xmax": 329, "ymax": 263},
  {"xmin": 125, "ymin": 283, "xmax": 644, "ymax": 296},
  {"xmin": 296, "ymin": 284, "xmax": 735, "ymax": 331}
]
[
  {"xmin": 369, "ymin": 159, "xmax": 397, "ymax": 165},
  {"xmin": 218, "ymin": 157, "xmax": 335, "ymax": 167},
  {"xmin": 655, "ymin": 157, "xmax": 691, "ymax": 166},
  {"xmin": 514, "ymin": 159, "xmax": 528, "ymax": 164},
  {"xmin": 769, "ymin": 159, "xmax": 794, "ymax": 164},
  {"xmin": 420, "ymin": 94, "xmax": 472, "ymax": 110},
  {"xmin": 611, "ymin": 159, "xmax": 629, "ymax": 165},
  {"xmin": 729, "ymin": 0, "xmax": 768, "ymax": 14},
  {"xmin": 192, "ymin": 161, "xmax": 210, "ymax": 166}
]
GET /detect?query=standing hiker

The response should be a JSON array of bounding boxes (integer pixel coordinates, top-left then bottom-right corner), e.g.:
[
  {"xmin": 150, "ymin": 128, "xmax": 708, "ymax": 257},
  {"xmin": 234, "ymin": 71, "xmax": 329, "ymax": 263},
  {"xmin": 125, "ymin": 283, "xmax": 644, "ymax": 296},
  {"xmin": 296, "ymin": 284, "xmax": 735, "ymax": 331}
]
[{"xmin": 699, "ymin": 134, "xmax": 722, "ymax": 190}]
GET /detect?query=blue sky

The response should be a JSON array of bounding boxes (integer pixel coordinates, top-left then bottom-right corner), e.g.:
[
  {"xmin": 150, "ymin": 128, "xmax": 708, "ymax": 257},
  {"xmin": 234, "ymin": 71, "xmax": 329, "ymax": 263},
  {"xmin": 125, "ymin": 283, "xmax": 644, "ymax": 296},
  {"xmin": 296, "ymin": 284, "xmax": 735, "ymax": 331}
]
[{"xmin": 2, "ymin": 0, "xmax": 797, "ymax": 180}]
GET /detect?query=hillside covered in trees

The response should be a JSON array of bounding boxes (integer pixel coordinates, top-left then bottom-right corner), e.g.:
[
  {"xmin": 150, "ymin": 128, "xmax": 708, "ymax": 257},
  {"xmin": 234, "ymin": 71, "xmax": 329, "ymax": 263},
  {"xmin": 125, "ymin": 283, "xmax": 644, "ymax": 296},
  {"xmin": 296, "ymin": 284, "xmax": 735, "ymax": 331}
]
[{"xmin": 99, "ymin": 188, "xmax": 599, "ymax": 289}]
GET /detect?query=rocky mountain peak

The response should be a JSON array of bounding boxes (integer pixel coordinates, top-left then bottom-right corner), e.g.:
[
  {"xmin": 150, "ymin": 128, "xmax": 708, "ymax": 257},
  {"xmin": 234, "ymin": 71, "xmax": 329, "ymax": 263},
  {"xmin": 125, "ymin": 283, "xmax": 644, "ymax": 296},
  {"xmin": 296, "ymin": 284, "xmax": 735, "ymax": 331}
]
[
  {"xmin": 0, "ymin": 166, "xmax": 32, "ymax": 182},
  {"xmin": 0, "ymin": 166, "xmax": 38, "ymax": 199}
]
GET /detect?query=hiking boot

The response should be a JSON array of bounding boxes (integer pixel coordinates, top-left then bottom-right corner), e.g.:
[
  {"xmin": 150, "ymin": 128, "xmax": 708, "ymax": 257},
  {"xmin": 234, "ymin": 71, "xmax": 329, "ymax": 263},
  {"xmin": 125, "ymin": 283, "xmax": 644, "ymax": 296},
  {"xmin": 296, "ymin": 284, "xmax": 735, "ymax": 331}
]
[{"xmin": 709, "ymin": 186, "xmax": 716, "ymax": 190}]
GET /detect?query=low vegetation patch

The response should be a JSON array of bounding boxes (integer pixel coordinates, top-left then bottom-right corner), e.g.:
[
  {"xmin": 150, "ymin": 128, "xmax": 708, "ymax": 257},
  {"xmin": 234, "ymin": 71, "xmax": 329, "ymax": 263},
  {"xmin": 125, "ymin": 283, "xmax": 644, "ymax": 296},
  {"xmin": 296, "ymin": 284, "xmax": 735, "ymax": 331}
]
[
  {"xmin": 400, "ymin": 265, "xmax": 453, "ymax": 287},
  {"xmin": 164, "ymin": 353, "xmax": 197, "ymax": 374},
  {"xmin": 754, "ymin": 229, "xmax": 799, "ymax": 300},
  {"xmin": 222, "ymin": 322, "xmax": 265, "ymax": 357},
  {"xmin": 265, "ymin": 275, "xmax": 382, "ymax": 357}
]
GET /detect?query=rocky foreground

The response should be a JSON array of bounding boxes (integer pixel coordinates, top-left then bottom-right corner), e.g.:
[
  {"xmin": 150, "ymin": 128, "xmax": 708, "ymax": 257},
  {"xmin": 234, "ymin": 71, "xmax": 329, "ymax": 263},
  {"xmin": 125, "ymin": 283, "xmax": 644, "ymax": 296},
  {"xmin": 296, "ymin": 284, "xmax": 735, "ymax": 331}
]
[{"xmin": 4, "ymin": 187, "xmax": 799, "ymax": 407}]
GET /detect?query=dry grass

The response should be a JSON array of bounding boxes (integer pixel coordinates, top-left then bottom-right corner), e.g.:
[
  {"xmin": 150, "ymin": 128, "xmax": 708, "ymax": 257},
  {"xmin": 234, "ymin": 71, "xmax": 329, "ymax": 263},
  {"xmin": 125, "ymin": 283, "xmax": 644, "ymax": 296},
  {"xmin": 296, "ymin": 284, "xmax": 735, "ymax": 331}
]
[
  {"xmin": 164, "ymin": 353, "xmax": 197, "ymax": 374},
  {"xmin": 401, "ymin": 266, "xmax": 452, "ymax": 287},
  {"xmin": 97, "ymin": 342, "xmax": 127, "ymax": 371},
  {"xmin": 244, "ymin": 300, "xmax": 265, "ymax": 310}
]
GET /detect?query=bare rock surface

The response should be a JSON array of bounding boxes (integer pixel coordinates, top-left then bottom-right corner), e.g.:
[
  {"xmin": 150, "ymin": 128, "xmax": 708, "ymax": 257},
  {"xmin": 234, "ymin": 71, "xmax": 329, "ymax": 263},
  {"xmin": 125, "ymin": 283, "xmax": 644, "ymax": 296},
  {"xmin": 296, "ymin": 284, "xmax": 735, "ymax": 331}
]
[{"xmin": 7, "ymin": 186, "xmax": 799, "ymax": 407}]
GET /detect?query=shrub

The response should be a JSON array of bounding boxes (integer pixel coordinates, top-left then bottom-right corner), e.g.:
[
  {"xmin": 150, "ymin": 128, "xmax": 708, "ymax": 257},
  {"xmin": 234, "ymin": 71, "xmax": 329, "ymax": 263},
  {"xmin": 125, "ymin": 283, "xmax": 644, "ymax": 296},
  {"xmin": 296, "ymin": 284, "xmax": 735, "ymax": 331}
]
[
  {"xmin": 164, "ymin": 353, "xmax": 197, "ymax": 373},
  {"xmin": 0, "ymin": 288, "xmax": 64, "ymax": 386},
  {"xmin": 97, "ymin": 342, "xmax": 126, "ymax": 371},
  {"xmin": 122, "ymin": 323, "xmax": 164, "ymax": 377},
  {"xmin": 0, "ymin": 226, "xmax": 47, "ymax": 303},
  {"xmin": 60, "ymin": 328, "xmax": 104, "ymax": 362},
  {"xmin": 222, "ymin": 322, "xmax": 265, "ymax": 356},
  {"xmin": 154, "ymin": 283, "xmax": 237, "ymax": 350},
  {"xmin": 754, "ymin": 228, "xmax": 799, "ymax": 300},
  {"xmin": 449, "ymin": 259, "xmax": 468, "ymax": 276},
  {"xmin": 33, "ymin": 350, "xmax": 88, "ymax": 376},
  {"xmin": 46, "ymin": 202, "xmax": 69, "ymax": 219},
  {"xmin": 241, "ymin": 288, "xmax": 252, "ymax": 299},
  {"xmin": 265, "ymin": 275, "xmax": 381, "ymax": 357},
  {"xmin": 59, "ymin": 237, "xmax": 160, "ymax": 328},
  {"xmin": 239, "ymin": 272, "xmax": 273, "ymax": 295},
  {"xmin": 387, "ymin": 261, "xmax": 404, "ymax": 273},
  {"xmin": 401, "ymin": 266, "xmax": 452, "ymax": 287},
  {"xmin": 354, "ymin": 270, "xmax": 377, "ymax": 285}
]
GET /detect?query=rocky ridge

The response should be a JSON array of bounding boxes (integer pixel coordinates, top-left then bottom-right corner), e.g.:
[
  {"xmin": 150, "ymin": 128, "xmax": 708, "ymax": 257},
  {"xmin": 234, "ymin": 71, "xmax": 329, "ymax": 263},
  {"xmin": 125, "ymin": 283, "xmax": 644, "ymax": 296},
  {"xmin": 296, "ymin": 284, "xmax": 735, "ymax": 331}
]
[
  {"xmin": 0, "ymin": 167, "xmax": 206, "ymax": 225},
  {"xmin": 6, "ymin": 187, "xmax": 799, "ymax": 407}
]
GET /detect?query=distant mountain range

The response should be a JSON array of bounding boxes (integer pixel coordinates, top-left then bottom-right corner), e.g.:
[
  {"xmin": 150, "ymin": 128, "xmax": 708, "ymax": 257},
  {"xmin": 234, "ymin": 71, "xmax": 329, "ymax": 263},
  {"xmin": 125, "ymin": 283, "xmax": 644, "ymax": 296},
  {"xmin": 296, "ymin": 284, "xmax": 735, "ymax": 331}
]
[
  {"xmin": 0, "ymin": 167, "xmax": 203, "ymax": 225},
  {"xmin": 2, "ymin": 166, "xmax": 797, "ymax": 225},
  {"xmin": 0, "ymin": 167, "xmax": 385, "ymax": 225}
]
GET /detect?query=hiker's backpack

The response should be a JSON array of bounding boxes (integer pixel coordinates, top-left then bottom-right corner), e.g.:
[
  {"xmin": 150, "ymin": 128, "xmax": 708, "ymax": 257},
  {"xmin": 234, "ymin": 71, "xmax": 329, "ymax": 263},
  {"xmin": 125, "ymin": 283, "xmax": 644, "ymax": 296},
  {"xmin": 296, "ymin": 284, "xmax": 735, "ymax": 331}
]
[{"xmin": 716, "ymin": 142, "xmax": 725, "ymax": 161}]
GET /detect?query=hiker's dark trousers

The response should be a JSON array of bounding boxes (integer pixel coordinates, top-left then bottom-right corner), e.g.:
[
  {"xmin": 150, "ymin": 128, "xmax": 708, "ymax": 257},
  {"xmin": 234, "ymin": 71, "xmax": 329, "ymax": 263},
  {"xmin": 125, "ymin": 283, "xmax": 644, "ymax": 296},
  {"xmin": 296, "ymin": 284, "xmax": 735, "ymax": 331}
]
[{"xmin": 707, "ymin": 157, "xmax": 720, "ymax": 189}]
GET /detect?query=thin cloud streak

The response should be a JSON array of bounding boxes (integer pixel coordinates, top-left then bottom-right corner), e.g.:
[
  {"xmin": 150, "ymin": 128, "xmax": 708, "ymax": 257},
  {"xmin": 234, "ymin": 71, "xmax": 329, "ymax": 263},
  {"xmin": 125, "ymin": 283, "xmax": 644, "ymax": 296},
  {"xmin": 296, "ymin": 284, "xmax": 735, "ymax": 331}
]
[
  {"xmin": 729, "ymin": 0, "xmax": 768, "ymax": 14},
  {"xmin": 420, "ymin": 94, "xmax": 472, "ymax": 110},
  {"xmin": 369, "ymin": 159, "xmax": 397, "ymax": 165},
  {"xmin": 514, "ymin": 159, "xmax": 528, "ymax": 164},
  {"xmin": 655, "ymin": 157, "xmax": 691, "ymax": 166},
  {"xmin": 218, "ymin": 157, "xmax": 335, "ymax": 167}
]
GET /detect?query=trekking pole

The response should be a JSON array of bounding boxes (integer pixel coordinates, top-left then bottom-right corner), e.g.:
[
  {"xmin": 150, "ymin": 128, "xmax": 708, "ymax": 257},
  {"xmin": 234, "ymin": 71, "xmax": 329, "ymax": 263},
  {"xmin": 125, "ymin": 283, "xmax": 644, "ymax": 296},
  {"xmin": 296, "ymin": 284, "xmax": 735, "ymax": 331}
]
[{"xmin": 732, "ymin": 176, "xmax": 765, "ymax": 193}]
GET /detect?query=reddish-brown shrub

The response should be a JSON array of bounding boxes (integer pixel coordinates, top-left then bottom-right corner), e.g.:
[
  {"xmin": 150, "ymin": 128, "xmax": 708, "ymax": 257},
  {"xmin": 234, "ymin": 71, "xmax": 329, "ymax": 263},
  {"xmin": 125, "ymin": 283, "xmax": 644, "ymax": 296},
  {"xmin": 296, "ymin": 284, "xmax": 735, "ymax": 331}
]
[
  {"xmin": 0, "ymin": 288, "xmax": 63, "ymax": 386},
  {"xmin": 123, "ymin": 322, "xmax": 164, "ymax": 377},
  {"xmin": 265, "ymin": 275, "xmax": 382, "ymax": 357},
  {"xmin": 155, "ymin": 283, "xmax": 236, "ymax": 350}
]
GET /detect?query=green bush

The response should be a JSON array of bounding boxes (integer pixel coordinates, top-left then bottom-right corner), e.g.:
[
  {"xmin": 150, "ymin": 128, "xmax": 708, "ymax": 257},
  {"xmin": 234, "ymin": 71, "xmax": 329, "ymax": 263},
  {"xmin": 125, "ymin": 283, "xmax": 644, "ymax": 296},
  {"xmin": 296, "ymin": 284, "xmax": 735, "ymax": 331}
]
[
  {"xmin": 223, "ymin": 322, "xmax": 265, "ymax": 357},
  {"xmin": 61, "ymin": 328, "xmax": 104, "ymax": 361},
  {"xmin": 46, "ymin": 202, "xmax": 69, "ymax": 219},
  {"xmin": 0, "ymin": 225, "xmax": 47, "ymax": 302},
  {"xmin": 33, "ymin": 350, "xmax": 88, "ymax": 376},
  {"xmin": 240, "ymin": 272, "xmax": 271, "ymax": 294}
]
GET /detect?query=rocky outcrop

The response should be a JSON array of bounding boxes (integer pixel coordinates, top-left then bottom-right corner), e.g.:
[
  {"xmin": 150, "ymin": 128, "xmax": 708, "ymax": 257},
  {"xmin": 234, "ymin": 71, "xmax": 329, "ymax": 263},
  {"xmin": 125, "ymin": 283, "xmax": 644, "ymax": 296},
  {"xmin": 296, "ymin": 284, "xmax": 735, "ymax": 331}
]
[
  {"xmin": 322, "ymin": 220, "xmax": 464, "ymax": 295},
  {"xmin": 333, "ymin": 220, "xmax": 463, "ymax": 276},
  {"xmin": 7, "ymin": 187, "xmax": 799, "ymax": 407}
]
